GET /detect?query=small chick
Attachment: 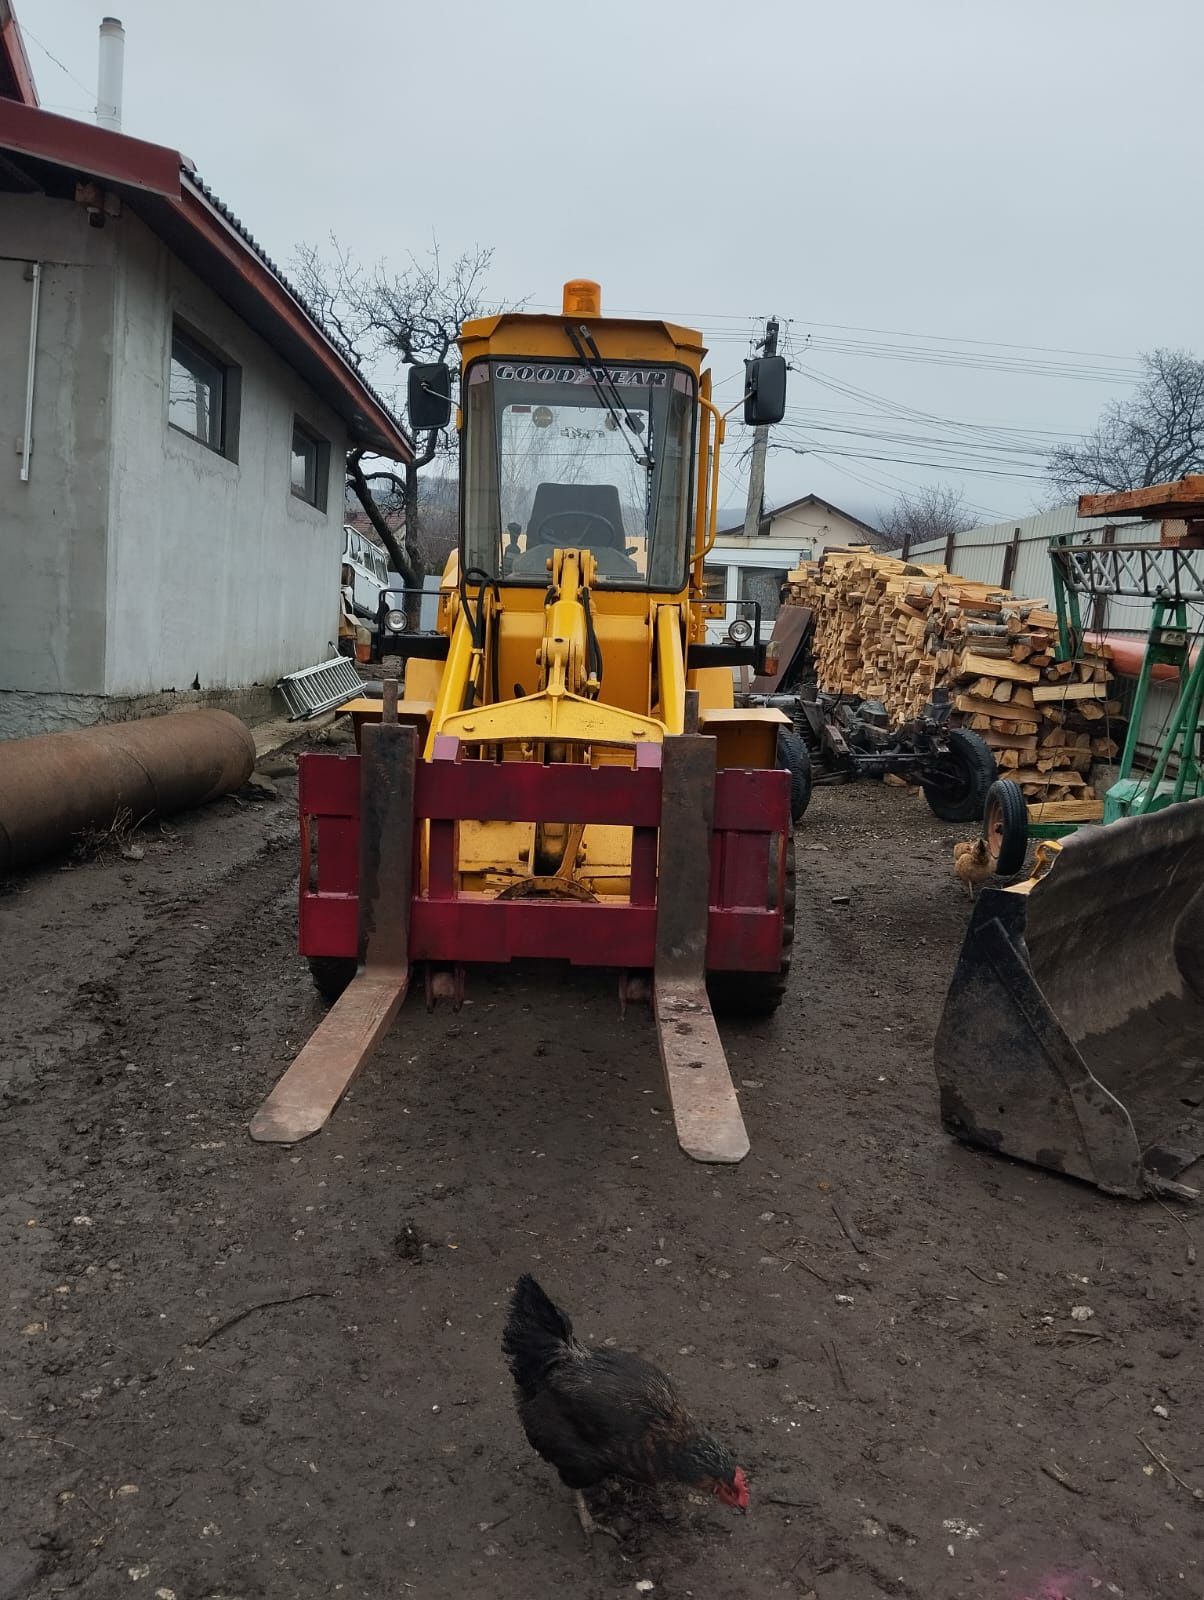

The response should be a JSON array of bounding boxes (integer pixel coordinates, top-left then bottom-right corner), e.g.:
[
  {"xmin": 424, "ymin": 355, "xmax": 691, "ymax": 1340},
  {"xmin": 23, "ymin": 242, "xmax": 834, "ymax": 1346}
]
[{"xmin": 953, "ymin": 836, "xmax": 994, "ymax": 899}]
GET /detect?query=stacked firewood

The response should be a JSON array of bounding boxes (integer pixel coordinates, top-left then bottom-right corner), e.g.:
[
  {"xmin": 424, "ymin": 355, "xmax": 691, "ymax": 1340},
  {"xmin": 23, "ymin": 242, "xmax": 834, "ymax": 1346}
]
[{"xmin": 785, "ymin": 547, "xmax": 1118, "ymax": 813}]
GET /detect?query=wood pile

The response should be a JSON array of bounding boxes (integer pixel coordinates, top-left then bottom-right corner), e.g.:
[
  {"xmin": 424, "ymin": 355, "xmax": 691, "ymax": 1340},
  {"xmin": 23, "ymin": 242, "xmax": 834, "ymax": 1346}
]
[{"xmin": 785, "ymin": 546, "xmax": 1119, "ymax": 805}]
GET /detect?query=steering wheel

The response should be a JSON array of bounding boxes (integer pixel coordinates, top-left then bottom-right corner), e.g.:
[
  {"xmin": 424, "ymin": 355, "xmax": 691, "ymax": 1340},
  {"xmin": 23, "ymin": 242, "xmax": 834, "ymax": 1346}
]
[{"xmin": 531, "ymin": 509, "xmax": 619, "ymax": 548}]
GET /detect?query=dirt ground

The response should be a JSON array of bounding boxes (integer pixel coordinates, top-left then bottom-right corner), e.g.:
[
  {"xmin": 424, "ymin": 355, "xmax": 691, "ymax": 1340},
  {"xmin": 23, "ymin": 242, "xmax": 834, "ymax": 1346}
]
[{"xmin": 1, "ymin": 749, "xmax": 1201, "ymax": 1600}]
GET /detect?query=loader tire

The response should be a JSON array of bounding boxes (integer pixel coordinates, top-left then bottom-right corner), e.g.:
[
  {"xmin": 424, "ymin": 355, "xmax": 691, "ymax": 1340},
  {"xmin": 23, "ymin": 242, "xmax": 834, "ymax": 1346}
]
[
  {"xmin": 308, "ymin": 956, "xmax": 357, "ymax": 1002},
  {"xmin": 708, "ymin": 834, "xmax": 795, "ymax": 1019},
  {"xmin": 921, "ymin": 728, "xmax": 997, "ymax": 823},
  {"xmin": 984, "ymin": 779, "xmax": 1029, "ymax": 876},
  {"xmin": 777, "ymin": 729, "xmax": 812, "ymax": 823}
]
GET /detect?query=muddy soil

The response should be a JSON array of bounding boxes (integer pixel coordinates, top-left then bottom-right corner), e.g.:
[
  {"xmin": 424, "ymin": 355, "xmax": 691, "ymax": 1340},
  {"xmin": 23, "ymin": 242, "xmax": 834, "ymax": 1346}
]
[{"xmin": 1, "ymin": 760, "xmax": 1200, "ymax": 1600}]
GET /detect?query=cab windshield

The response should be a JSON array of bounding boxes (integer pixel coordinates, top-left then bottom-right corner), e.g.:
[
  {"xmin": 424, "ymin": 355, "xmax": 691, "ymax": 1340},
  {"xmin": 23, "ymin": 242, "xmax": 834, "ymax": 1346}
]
[{"xmin": 462, "ymin": 359, "xmax": 696, "ymax": 587}]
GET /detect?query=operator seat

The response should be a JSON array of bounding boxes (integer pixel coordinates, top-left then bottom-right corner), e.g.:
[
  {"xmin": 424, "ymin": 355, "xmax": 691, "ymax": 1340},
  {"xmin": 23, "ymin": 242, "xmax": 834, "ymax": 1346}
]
[{"xmin": 511, "ymin": 483, "xmax": 639, "ymax": 577}]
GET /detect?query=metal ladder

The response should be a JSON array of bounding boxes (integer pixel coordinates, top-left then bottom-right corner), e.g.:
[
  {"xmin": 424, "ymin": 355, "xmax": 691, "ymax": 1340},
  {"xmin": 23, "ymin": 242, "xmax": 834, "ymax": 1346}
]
[{"xmin": 277, "ymin": 656, "xmax": 364, "ymax": 720}]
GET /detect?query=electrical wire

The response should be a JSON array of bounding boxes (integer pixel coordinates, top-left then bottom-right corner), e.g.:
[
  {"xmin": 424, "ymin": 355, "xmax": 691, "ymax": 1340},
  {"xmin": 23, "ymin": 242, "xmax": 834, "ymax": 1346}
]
[
  {"xmin": 20, "ymin": 24, "xmax": 95, "ymax": 101},
  {"xmin": 527, "ymin": 302, "xmax": 1139, "ymax": 372},
  {"xmin": 770, "ymin": 439, "xmax": 1054, "ymax": 483}
]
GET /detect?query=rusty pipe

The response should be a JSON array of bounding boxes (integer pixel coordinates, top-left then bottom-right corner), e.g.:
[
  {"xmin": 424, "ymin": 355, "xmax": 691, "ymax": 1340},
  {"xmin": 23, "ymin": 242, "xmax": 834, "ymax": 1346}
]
[{"xmin": 0, "ymin": 709, "xmax": 256, "ymax": 875}]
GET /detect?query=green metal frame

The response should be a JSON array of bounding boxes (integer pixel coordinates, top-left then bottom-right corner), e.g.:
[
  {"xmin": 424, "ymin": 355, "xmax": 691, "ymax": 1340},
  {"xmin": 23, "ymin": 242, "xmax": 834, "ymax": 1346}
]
[
  {"xmin": 1037, "ymin": 535, "xmax": 1204, "ymax": 838},
  {"xmin": 1105, "ymin": 598, "xmax": 1204, "ymax": 820}
]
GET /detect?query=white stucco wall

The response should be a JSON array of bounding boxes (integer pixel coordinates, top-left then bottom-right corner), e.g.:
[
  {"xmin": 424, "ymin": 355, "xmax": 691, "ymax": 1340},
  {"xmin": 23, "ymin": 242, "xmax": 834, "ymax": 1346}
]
[
  {"xmin": 0, "ymin": 197, "xmax": 115, "ymax": 702},
  {"xmin": 105, "ymin": 213, "xmax": 348, "ymax": 696},
  {"xmin": 714, "ymin": 500, "xmax": 878, "ymax": 563}
]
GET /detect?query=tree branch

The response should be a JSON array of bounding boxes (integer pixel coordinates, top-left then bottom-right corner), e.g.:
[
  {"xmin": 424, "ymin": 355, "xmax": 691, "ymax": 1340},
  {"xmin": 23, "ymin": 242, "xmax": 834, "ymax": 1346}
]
[
  {"xmin": 347, "ymin": 448, "xmax": 419, "ymax": 586},
  {"xmin": 1048, "ymin": 348, "xmax": 1204, "ymax": 495}
]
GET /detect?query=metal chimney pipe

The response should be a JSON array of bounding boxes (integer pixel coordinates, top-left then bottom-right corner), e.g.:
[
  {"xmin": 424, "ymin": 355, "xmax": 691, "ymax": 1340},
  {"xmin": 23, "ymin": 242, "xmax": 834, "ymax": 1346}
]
[{"xmin": 97, "ymin": 17, "xmax": 124, "ymax": 132}]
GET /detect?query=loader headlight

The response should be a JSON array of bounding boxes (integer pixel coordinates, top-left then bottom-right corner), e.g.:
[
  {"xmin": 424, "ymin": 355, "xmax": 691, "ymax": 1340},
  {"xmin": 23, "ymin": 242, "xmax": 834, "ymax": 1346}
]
[
  {"xmin": 385, "ymin": 609, "xmax": 406, "ymax": 633},
  {"xmin": 727, "ymin": 617, "xmax": 754, "ymax": 645}
]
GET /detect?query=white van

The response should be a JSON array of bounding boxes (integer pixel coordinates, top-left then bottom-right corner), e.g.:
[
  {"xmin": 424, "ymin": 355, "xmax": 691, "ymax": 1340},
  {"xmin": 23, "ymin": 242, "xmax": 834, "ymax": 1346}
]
[{"xmin": 341, "ymin": 526, "xmax": 389, "ymax": 621}]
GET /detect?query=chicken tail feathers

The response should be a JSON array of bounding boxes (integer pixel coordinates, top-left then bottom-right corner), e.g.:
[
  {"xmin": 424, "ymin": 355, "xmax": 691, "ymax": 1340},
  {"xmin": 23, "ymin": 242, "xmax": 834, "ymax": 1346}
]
[{"xmin": 503, "ymin": 1273, "xmax": 577, "ymax": 1394}]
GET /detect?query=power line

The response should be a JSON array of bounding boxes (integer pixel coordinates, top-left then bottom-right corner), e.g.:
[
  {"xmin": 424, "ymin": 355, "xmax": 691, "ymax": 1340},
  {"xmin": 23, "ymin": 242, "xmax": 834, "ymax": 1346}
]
[
  {"xmin": 705, "ymin": 330, "xmax": 1136, "ymax": 383},
  {"xmin": 796, "ymin": 365, "xmax": 1076, "ymax": 454},
  {"xmin": 20, "ymin": 24, "xmax": 95, "ymax": 102},
  {"xmin": 775, "ymin": 415, "xmax": 1053, "ymax": 458},
  {"xmin": 527, "ymin": 301, "xmax": 1140, "ymax": 369},
  {"xmin": 783, "ymin": 402, "xmax": 1078, "ymax": 438},
  {"xmin": 770, "ymin": 439, "xmax": 1053, "ymax": 482}
]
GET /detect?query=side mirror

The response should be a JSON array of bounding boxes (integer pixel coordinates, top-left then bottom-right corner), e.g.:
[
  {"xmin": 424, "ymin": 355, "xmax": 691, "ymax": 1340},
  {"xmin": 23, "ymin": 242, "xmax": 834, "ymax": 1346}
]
[
  {"xmin": 407, "ymin": 363, "xmax": 452, "ymax": 431},
  {"xmin": 743, "ymin": 354, "xmax": 787, "ymax": 426}
]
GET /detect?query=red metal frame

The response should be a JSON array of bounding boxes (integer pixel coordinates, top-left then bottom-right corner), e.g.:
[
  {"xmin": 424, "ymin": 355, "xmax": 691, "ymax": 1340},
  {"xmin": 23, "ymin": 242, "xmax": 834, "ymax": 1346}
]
[{"xmin": 298, "ymin": 743, "xmax": 789, "ymax": 974}]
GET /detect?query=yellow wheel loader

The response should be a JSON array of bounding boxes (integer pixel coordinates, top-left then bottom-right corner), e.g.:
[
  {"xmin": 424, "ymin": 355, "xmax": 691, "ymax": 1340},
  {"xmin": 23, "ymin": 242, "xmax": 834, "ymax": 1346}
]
[{"xmin": 252, "ymin": 281, "xmax": 798, "ymax": 1163}]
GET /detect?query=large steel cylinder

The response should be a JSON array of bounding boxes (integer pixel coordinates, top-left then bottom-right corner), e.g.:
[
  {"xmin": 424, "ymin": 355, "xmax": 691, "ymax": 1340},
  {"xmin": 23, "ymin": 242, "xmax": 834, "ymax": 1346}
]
[{"xmin": 0, "ymin": 709, "xmax": 257, "ymax": 875}]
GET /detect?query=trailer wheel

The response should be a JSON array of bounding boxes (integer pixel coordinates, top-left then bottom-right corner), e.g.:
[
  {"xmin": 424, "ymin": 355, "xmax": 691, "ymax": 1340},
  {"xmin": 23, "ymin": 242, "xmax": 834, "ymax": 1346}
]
[
  {"xmin": 921, "ymin": 728, "xmax": 997, "ymax": 823},
  {"xmin": 777, "ymin": 729, "xmax": 812, "ymax": 822},
  {"xmin": 708, "ymin": 834, "xmax": 795, "ymax": 1018},
  {"xmin": 984, "ymin": 779, "xmax": 1029, "ymax": 875},
  {"xmin": 308, "ymin": 956, "xmax": 357, "ymax": 1002}
]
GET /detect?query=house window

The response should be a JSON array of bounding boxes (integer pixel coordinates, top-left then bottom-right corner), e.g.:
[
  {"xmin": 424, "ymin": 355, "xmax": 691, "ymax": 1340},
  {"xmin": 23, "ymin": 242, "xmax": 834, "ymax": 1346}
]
[
  {"xmin": 739, "ymin": 567, "xmax": 788, "ymax": 625},
  {"xmin": 168, "ymin": 325, "xmax": 234, "ymax": 454},
  {"xmin": 291, "ymin": 418, "xmax": 329, "ymax": 510}
]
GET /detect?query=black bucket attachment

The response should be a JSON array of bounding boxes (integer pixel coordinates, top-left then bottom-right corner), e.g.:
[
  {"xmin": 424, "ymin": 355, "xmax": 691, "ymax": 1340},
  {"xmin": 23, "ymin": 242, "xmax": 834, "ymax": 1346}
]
[{"xmin": 934, "ymin": 799, "xmax": 1204, "ymax": 1198}]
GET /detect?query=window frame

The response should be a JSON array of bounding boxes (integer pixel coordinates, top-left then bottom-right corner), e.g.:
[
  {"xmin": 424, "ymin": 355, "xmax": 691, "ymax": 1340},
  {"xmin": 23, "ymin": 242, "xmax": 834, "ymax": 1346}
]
[
  {"xmin": 738, "ymin": 564, "xmax": 789, "ymax": 626},
  {"xmin": 458, "ymin": 355, "xmax": 698, "ymax": 593},
  {"xmin": 290, "ymin": 416, "xmax": 330, "ymax": 512},
  {"xmin": 168, "ymin": 323, "xmax": 234, "ymax": 456}
]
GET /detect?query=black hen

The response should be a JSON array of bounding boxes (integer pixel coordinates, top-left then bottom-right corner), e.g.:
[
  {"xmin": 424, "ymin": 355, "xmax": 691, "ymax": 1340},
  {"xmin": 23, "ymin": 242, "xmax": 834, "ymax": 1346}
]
[{"xmin": 502, "ymin": 1273, "xmax": 748, "ymax": 1539}]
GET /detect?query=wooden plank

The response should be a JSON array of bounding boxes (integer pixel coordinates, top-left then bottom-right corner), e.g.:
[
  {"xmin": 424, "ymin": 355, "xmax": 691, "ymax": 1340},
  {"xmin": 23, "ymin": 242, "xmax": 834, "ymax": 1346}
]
[
  {"xmin": 1026, "ymin": 799, "xmax": 1106, "ymax": 823},
  {"xmin": 980, "ymin": 731, "xmax": 1038, "ymax": 751},
  {"xmin": 958, "ymin": 650, "xmax": 1040, "ymax": 683},
  {"xmin": 1032, "ymin": 682, "xmax": 1107, "ymax": 703},
  {"xmin": 1079, "ymin": 476, "xmax": 1204, "ymax": 519},
  {"xmin": 1009, "ymin": 767, "xmax": 1089, "ymax": 787}
]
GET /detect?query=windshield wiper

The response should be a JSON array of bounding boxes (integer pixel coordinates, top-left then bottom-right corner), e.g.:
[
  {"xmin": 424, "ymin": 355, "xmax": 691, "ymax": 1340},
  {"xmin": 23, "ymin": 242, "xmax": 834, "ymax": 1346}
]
[{"xmin": 565, "ymin": 323, "xmax": 654, "ymax": 470}]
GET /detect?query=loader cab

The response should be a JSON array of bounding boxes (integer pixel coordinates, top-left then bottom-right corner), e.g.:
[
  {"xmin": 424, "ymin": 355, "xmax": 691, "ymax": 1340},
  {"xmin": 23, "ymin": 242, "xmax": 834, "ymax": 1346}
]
[
  {"xmin": 460, "ymin": 357, "xmax": 697, "ymax": 592},
  {"xmin": 411, "ymin": 282, "xmax": 711, "ymax": 600}
]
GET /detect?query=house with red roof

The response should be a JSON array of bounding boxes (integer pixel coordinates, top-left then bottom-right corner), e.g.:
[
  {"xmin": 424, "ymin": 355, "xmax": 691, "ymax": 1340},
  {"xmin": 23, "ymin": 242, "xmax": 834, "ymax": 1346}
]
[{"xmin": 0, "ymin": 4, "xmax": 412, "ymax": 735}]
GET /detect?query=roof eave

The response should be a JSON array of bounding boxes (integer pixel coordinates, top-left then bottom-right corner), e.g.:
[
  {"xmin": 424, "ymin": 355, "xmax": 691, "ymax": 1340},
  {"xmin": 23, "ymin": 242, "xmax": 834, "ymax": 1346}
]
[
  {"xmin": 0, "ymin": 6, "xmax": 39, "ymax": 108},
  {"xmin": 0, "ymin": 98, "xmax": 412, "ymax": 461},
  {"xmin": 178, "ymin": 176, "xmax": 412, "ymax": 460}
]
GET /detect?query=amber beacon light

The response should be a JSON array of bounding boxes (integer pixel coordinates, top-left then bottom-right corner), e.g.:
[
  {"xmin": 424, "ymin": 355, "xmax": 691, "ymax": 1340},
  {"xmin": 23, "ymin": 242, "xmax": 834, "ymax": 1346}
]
[{"xmin": 562, "ymin": 279, "xmax": 602, "ymax": 317}]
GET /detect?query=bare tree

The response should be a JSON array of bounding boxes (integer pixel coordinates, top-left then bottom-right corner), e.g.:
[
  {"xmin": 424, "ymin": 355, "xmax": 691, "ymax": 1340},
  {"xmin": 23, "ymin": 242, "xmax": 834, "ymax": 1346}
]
[
  {"xmin": 293, "ymin": 240, "xmax": 500, "ymax": 585},
  {"xmin": 879, "ymin": 483, "xmax": 976, "ymax": 551},
  {"xmin": 1048, "ymin": 348, "xmax": 1204, "ymax": 496}
]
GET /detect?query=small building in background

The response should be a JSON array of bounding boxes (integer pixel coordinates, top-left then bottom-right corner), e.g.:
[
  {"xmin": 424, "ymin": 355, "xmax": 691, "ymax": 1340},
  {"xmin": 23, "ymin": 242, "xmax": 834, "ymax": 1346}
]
[
  {"xmin": 0, "ymin": 15, "xmax": 411, "ymax": 737},
  {"xmin": 705, "ymin": 493, "xmax": 890, "ymax": 628}
]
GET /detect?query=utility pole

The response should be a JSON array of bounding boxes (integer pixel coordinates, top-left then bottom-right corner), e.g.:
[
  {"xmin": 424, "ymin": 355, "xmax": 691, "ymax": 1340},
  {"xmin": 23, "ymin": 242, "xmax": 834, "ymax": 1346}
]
[{"xmin": 741, "ymin": 314, "xmax": 779, "ymax": 540}]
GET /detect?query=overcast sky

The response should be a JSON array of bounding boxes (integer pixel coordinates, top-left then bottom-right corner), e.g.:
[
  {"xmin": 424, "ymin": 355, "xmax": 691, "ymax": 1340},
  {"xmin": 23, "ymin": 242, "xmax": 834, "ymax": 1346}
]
[{"xmin": 21, "ymin": 0, "xmax": 1204, "ymax": 526}]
